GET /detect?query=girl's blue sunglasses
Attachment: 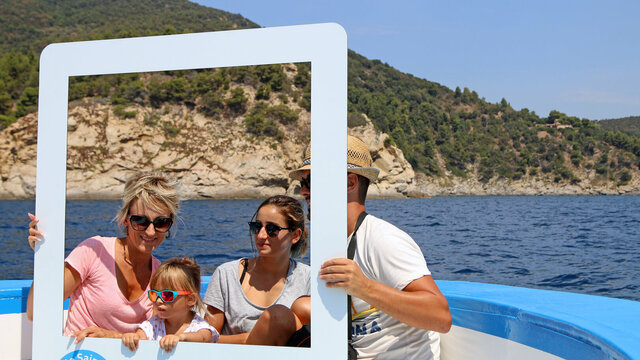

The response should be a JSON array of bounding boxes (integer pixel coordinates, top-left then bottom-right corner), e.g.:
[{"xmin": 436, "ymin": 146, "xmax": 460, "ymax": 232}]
[{"xmin": 148, "ymin": 289, "xmax": 192, "ymax": 303}]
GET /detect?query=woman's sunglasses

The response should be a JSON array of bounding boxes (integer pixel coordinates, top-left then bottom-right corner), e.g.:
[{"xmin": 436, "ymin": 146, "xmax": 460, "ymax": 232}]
[
  {"xmin": 129, "ymin": 215, "xmax": 173, "ymax": 233},
  {"xmin": 148, "ymin": 289, "xmax": 192, "ymax": 303},
  {"xmin": 248, "ymin": 221, "xmax": 294, "ymax": 237}
]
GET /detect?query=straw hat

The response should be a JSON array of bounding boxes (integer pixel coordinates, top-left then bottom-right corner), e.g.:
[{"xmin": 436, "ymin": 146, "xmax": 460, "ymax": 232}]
[
  {"xmin": 289, "ymin": 135, "xmax": 380, "ymax": 182},
  {"xmin": 289, "ymin": 146, "xmax": 311, "ymax": 181}
]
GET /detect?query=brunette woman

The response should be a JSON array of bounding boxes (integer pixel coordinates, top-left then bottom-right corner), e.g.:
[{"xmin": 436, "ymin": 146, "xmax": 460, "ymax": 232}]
[{"xmin": 204, "ymin": 195, "xmax": 310, "ymax": 345}]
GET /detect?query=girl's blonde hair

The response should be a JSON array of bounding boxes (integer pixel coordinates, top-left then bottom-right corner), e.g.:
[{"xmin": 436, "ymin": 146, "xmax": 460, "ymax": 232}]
[
  {"xmin": 150, "ymin": 257, "xmax": 208, "ymax": 316},
  {"xmin": 114, "ymin": 171, "xmax": 180, "ymax": 233}
]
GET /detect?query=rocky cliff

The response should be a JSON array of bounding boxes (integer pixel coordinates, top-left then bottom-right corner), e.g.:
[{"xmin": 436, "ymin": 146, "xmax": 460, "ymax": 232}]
[
  {"xmin": 2, "ymin": 102, "xmax": 639, "ymax": 200},
  {"xmin": 0, "ymin": 101, "xmax": 420, "ymax": 199}
]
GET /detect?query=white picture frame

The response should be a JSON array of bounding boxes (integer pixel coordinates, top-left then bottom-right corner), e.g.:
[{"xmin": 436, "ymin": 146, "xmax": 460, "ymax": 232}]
[{"xmin": 34, "ymin": 23, "xmax": 347, "ymax": 360}]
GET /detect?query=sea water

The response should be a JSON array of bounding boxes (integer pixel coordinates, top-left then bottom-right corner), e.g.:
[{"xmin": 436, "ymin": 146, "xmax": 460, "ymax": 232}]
[{"xmin": 2, "ymin": 196, "xmax": 638, "ymax": 301}]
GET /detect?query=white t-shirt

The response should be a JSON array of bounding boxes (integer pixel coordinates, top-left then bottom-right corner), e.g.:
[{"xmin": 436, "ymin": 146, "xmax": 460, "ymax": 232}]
[
  {"xmin": 137, "ymin": 313, "xmax": 220, "ymax": 343},
  {"xmin": 349, "ymin": 214, "xmax": 440, "ymax": 360}
]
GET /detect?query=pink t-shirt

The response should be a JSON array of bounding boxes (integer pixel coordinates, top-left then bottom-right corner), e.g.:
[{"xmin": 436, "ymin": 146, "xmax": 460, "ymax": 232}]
[{"xmin": 64, "ymin": 236, "xmax": 160, "ymax": 335}]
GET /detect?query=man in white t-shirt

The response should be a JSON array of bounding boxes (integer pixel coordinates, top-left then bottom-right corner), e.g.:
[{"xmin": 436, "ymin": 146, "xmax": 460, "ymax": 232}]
[{"xmin": 289, "ymin": 135, "xmax": 451, "ymax": 359}]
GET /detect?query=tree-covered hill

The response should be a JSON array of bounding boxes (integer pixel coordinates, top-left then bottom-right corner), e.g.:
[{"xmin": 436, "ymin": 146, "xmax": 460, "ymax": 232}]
[
  {"xmin": 0, "ymin": 0, "xmax": 257, "ymax": 54},
  {"xmin": 0, "ymin": 0, "xmax": 258, "ymax": 125},
  {"xmin": 348, "ymin": 51, "xmax": 640, "ymax": 185},
  {"xmin": 2, "ymin": 0, "xmax": 640, "ymax": 188},
  {"xmin": 599, "ymin": 116, "xmax": 640, "ymax": 138}
]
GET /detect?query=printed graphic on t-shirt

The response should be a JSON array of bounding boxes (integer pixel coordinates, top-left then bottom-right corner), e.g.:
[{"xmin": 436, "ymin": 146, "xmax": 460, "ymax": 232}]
[
  {"xmin": 351, "ymin": 298, "xmax": 384, "ymax": 338},
  {"xmin": 352, "ymin": 311, "xmax": 383, "ymax": 337}
]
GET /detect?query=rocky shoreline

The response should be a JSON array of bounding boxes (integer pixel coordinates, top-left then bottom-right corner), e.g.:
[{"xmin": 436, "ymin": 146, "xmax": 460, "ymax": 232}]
[{"xmin": 2, "ymin": 103, "xmax": 639, "ymax": 200}]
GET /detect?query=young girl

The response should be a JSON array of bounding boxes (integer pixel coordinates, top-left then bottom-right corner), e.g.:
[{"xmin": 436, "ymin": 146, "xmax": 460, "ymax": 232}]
[{"xmin": 122, "ymin": 257, "xmax": 220, "ymax": 352}]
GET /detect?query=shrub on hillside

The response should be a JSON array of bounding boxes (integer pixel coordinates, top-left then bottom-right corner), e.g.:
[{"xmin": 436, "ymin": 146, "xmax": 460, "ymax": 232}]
[
  {"xmin": 618, "ymin": 170, "xmax": 632, "ymax": 185},
  {"xmin": 348, "ymin": 112, "xmax": 367, "ymax": 128},
  {"xmin": 255, "ymin": 84, "xmax": 270, "ymax": 100},
  {"xmin": 113, "ymin": 104, "xmax": 136, "ymax": 119},
  {"xmin": 225, "ymin": 87, "xmax": 247, "ymax": 114},
  {"xmin": 266, "ymin": 104, "xmax": 298, "ymax": 125},
  {"xmin": 198, "ymin": 92, "xmax": 225, "ymax": 117},
  {"xmin": 243, "ymin": 102, "xmax": 284, "ymax": 140}
]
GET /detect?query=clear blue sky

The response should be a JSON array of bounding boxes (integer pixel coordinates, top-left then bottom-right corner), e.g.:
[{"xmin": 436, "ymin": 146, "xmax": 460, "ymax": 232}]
[{"xmin": 194, "ymin": 0, "xmax": 640, "ymax": 120}]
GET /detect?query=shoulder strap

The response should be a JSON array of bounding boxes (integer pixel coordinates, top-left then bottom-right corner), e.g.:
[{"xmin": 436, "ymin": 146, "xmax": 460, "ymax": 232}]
[
  {"xmin": 239, "ymin": 258, "xmax": 249, "ymax": 285},
  {"xmin": 347, "ymin": 211, "xmax": 368, "ymax": 342},
  {"xmin": 347, "ymin": 211, "xmax": 368, "ymax": 260}
]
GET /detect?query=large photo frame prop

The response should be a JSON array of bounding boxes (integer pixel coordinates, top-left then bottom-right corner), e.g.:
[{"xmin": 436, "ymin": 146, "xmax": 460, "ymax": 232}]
[{"xmin": 34, "ymin": 23, "xmax": 347, "ymax": 359}]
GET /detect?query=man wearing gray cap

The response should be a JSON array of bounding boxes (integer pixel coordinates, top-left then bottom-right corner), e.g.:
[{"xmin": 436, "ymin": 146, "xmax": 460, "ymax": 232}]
[{"xmin": 289, "ymin": 135, "xmax": 451, "ymax": 359}]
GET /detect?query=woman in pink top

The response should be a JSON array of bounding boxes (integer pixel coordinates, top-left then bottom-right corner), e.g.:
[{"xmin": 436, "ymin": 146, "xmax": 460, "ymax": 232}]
[{"xmin": 27, "ymin": 171, "xmax": 180, "ymax": 342}]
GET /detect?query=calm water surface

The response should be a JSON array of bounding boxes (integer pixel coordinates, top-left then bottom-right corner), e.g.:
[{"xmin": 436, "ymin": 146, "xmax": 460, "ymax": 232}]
[{"xmin": 2, "ymin": 196, "xmax": 638, "ymax": 301}]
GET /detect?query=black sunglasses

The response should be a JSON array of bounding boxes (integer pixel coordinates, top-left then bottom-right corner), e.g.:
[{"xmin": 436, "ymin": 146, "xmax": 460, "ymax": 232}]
[
  {"xmin": 248, "ymin": 221, "xmax": 294, "ymax": 237},
  {"xmin": 300, "ymin": 175, "xmax": 310, "ymax": 190},
  {"xmin": 129, "ymin": 215, "xmax": 173, "ymax": 233}
]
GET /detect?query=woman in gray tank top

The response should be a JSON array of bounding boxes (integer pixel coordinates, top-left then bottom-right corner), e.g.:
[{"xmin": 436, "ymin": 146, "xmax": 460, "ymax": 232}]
[{"xmin": 203, "ymin": 195, "xmax": 310, "ymax": 345}]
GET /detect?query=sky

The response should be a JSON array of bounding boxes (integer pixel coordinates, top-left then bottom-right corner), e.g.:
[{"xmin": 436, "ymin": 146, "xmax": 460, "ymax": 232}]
[{"xmin": 194, "ymin": 0, "xmax": 640, "ymax": 121}]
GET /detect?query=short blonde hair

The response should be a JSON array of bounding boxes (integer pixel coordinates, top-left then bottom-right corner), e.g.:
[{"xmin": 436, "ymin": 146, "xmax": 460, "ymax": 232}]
[
  {"xmin": 150, "ymin": 257, "xmax": 208, "ymax": 316},
  {"xmin": 114, "ymin": 171, "xmax": 179, "ymax": 232}
]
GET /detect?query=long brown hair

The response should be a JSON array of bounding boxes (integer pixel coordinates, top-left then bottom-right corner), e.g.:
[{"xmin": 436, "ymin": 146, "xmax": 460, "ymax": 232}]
[{"xmin": 252, "ymin": 195, "xmax": 309, "ymax": 258}]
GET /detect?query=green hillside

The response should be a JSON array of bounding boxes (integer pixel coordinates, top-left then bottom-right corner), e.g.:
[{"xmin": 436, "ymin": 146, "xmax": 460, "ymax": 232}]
[
  {"xmin": 347, "ymin": 52, "xmax": 640, "ymax": 183},
  {"xmin": 0, "ymin": 0, "xmax": 258, "ymax": 124},
  {"xmin": 599, "ymin": 116, "xmax": 640, "ymax": 138},
  {"xmin": 2, "ymin": 0, "xmax": 639, "ymax": 186},
  {"xmin": 0, "ymin": 0, "xmax": 257, "ymax": 54}
]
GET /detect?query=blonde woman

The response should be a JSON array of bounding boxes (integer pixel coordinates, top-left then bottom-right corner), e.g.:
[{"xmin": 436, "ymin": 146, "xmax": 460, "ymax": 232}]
[{"xmin": 27, "ymin": 171, "xmax": 179, "ymax": 342}]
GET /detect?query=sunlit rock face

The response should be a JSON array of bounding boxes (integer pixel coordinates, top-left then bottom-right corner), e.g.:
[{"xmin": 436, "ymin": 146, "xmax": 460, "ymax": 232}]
[{"xmin": 0, "ymin": 103, "xmax": 416, "ymax": 199}]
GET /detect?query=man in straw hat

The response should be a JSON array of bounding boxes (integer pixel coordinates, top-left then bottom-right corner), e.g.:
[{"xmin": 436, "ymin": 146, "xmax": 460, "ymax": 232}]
[{"xmin": 290, "ymin": 135, "xmax": 451, "ymax": 359}]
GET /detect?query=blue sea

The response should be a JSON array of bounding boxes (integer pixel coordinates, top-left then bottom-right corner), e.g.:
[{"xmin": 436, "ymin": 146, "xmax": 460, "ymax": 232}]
[{"xmin": 2, "ymin": 196, "xmax": 639, "ymax": 302}]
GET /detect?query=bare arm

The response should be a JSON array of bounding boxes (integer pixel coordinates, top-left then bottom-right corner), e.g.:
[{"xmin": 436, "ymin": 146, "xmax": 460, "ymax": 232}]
[
  {"xmin": 27, "ymin": 262, "xmax": 82, "ymax": 321},
  {"xmin": 26, "ymin": 213, "xmax": 125, "ymax": 340},
  {"xmin": 74, "ymin": 325, "xmax": 124, "ymax": 342},
  {"xmin": 158, "ymin": 328, "xmax": 212, "ymax": 353},
  {"xmin": 320, "ymin": 258, "xmax": 452, "ymax": 333},
  {"xmin": 27, "ymin": 213, "xmax": 85, "ymax": 320},
  {"xmin": 26, "ymin": 213, "xmax": 41, "ymax": 321},
  {"xmin": 28, "ymin": 260, "xmax": 122, "ymax": 342},
  {"xmin": 179, "ymin": 328, "xmax": 212, "ymax": 343},
  {"xmin": 206, "ymin": 305, "xmax": 249, "ymax": 344},
  {"xmin": 361, "ymin": 275, "xmax": 451, "ymax": 332}
]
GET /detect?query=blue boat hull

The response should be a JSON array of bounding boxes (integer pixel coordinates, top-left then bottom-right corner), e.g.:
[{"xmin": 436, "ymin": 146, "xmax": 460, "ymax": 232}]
[{"xmin": 2, "ymin": 279, "xmax": 638, "ymax": 359}]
